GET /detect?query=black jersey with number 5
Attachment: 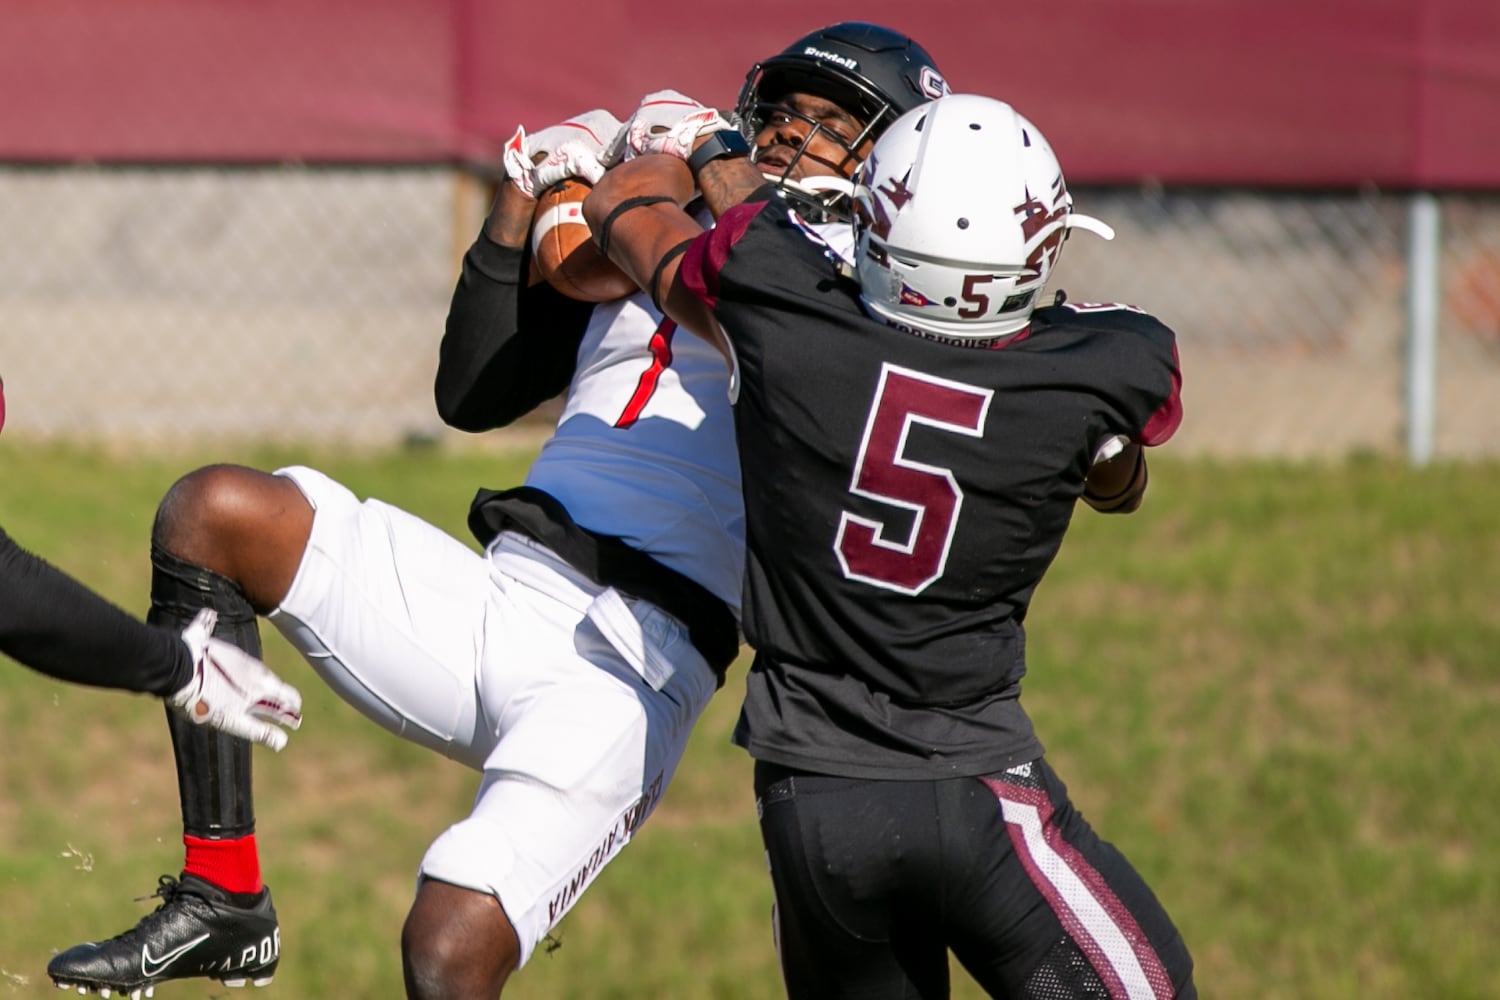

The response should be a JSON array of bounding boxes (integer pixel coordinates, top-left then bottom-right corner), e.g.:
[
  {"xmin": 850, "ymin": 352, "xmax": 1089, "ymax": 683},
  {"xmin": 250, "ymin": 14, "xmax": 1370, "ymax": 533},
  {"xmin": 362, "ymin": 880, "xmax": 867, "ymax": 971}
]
[{"xmin": 681, "ymin": 192, "xmax": 1183, "ymax": 779}]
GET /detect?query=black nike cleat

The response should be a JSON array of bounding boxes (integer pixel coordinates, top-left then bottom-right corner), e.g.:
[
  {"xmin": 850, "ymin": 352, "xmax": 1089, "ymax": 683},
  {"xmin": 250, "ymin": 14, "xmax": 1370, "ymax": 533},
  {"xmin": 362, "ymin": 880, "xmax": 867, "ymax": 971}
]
[{"xmin": 48, "ymin": 873, "xmax": 279, "ymax": 998}]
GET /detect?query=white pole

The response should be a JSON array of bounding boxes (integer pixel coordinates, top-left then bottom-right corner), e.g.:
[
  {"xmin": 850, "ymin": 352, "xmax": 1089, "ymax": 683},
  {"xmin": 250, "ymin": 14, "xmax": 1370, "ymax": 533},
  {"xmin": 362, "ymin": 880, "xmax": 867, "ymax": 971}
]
[{"xmin": 1404, "ymin": 192, "xmax": 1440, "ymax": 467}]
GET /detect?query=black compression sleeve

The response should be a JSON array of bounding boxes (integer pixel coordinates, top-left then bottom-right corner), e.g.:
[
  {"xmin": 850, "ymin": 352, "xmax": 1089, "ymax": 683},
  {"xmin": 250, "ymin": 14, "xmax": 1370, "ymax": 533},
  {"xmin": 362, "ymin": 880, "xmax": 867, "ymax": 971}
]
[
  {"xmin": 435, "ymin": 233, "xmax": 596, "ymax": 431},
  {"xmin": 0, "ymin": 525, "xmax": 192, "ymax": 695}
]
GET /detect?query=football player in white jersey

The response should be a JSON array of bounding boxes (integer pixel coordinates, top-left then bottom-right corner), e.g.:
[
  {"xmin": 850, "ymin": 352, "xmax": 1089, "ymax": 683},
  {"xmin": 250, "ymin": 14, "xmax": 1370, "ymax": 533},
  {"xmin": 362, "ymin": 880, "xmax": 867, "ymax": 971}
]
[{"xmin": 48, "ymin": 23, "xmax": 947, "ymax": 999}]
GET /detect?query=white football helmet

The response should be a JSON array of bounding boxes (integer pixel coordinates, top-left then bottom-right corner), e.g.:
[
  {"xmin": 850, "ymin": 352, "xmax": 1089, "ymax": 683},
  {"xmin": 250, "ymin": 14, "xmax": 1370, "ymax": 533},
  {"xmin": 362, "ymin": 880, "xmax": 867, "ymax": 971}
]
[{"xmin": 852, "ymin": 94, "xmax": 1114, "ymax": 342}]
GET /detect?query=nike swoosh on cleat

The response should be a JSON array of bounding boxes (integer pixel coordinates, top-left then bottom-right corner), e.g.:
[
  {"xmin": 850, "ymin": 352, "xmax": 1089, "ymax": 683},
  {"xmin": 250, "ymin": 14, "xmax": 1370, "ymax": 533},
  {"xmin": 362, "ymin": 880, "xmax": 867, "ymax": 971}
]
[{"xmin": 140, "ymin": 932, "xmax": 210, "ymax": 978}]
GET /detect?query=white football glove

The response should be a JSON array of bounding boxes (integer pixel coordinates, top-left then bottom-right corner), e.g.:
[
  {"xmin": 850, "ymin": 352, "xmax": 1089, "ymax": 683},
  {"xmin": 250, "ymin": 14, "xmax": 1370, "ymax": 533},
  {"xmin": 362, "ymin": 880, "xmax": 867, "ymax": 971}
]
[
  {"xmin": 609, "ymin": 89, "xmax": 739, "ymax": 163},
  {"xmin": 168, "ymin": 609, "xmax": 304, "ymax": 752},
  {"xmin": 502, "ymin": 109, "xmax": 623, "ymax": 197}
]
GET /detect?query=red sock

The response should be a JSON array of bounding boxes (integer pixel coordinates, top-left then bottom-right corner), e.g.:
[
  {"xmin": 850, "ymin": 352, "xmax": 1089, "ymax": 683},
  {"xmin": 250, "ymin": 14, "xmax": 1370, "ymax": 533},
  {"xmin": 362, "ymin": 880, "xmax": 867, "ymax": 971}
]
[{"xmin": 182, "ymin": 833, "xmax": 263, "ymax": 894}]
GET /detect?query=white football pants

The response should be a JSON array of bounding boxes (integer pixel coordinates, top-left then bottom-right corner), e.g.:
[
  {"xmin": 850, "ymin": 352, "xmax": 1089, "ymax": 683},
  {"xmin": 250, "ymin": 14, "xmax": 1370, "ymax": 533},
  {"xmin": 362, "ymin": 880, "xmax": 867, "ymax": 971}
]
[{"xmin": 267, "ymin": 466, "xmax": 719, "ymax": 966}]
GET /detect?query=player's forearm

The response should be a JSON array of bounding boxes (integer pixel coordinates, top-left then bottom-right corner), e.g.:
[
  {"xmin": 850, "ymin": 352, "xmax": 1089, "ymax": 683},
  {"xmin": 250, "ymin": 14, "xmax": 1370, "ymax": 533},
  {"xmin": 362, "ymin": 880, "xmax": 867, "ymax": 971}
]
[
  {"xmin": 0, "ymin": 526, "xmax": 192, "ymax": 695},
  {"xmin": 584, "ymin": 156, "xmax": 707, "ymax": 323},
  {"xmin": 694, "ymin": 155, "xmax": 771, "ymax": 220},
  {"xmin": 437, "ymin": 178, "xmax": 599, "ymax": 433},
  {"xmin": 437, "ymin": 243, "xmax": 591, "ymax": 431},
  {"xmin": 483, "ymin": 180, "xmax": 542, "ymax": 255}
]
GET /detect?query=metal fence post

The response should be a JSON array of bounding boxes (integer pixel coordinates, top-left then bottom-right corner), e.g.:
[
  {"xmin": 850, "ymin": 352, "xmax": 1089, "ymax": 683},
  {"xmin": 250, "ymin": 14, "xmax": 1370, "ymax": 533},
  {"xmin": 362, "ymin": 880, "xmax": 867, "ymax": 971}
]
[{"xmin": 1404, "ymin": 191, "xmax": 1440, "ymax": 466}]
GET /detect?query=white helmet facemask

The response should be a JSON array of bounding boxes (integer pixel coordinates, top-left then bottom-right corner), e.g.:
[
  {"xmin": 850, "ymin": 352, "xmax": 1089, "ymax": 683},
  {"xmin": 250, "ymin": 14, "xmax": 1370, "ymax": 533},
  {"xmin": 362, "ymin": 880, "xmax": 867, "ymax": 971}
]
[
  {"xmin": 760, "ymin": 168, "xmax": 860, "ymax": 225},
  {"xmin": 852, "ymin": 94, "xmax": 1113, "ymax": 343}
]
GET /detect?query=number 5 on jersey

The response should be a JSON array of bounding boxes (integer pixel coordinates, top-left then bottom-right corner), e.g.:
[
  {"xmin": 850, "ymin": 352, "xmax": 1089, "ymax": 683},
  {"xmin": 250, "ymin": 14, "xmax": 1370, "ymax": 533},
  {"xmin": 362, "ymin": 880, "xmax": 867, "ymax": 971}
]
[{"xmin": 835, "ymin": 363, "xmax": 992, "ymax": 594}]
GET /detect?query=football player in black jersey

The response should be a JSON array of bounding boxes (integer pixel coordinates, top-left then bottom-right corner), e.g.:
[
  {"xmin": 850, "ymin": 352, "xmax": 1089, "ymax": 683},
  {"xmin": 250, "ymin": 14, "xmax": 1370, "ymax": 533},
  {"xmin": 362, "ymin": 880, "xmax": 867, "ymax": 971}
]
[
  {"xmin": 588, "ymin": 94, "xmax": 1196, "ymax": 997},
  {"xmin": 0, "ymin": 374, "xmax": 301, "ymax": 747}
]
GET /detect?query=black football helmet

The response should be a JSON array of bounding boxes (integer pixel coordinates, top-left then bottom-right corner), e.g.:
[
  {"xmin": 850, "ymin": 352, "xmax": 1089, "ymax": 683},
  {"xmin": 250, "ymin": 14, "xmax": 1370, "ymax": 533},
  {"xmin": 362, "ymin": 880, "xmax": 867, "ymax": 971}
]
[{"xmin": 735, "ymin": 23, "xmax": 949, "ymax": 220}]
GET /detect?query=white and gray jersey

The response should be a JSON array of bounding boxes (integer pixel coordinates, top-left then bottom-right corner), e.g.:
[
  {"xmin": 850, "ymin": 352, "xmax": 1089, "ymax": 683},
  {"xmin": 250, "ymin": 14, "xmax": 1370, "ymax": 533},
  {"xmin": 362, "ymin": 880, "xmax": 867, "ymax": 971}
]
[
  {"xmin": 524, "ymin": 215, "xmax": 854, "ymax": 617},
  {"xmin": 524, "ymin": 289, "xmax": 745, "ymax": 614}
]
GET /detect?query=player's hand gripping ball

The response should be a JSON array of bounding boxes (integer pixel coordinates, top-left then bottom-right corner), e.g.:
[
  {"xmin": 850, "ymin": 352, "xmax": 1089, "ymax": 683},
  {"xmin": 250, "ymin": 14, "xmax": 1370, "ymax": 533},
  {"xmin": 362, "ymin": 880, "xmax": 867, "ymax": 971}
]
[{"xmin": 531, "ymin": 178, "xmax": 636, "ymax": 303}]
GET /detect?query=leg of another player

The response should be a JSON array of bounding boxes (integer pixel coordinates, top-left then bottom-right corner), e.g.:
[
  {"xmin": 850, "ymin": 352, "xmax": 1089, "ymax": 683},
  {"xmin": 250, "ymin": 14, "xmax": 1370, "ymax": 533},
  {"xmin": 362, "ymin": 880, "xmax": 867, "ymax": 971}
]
[
  {"xmin": 155, "ymin": 463, "xmax": 312, "ymax": 608},
  {"xmin": 402, "ymin": 877, "xmax": 520, "ymax": 998},
  {"xmin": 48, "ymin": 465, "xmax": 314, "ymax": 996},
  {"xmin": 151, "ymin": 463, "xmax": 312, "ymax": 902}
]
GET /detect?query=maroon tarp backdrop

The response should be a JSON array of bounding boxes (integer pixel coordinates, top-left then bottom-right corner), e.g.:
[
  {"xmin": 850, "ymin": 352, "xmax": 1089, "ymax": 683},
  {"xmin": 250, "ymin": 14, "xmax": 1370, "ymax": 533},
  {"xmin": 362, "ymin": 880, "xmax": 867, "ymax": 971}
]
[{"xmin": 2, "ymin": 0, "xmax": 1498, "ymax": 188}]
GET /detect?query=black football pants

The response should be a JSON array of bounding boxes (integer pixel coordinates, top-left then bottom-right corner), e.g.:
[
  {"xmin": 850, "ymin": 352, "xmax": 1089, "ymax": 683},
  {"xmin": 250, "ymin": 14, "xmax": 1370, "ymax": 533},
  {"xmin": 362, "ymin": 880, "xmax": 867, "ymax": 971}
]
[{"xmin": 753, "ymin": 757, "xmax": 1196, "ymax": 1000}]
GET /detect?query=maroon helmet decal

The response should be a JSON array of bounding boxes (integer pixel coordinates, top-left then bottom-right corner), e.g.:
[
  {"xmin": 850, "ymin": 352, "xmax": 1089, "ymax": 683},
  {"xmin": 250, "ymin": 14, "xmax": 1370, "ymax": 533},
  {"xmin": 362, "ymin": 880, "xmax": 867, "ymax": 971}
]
[
  {"xmin": 869, "ymin": 164, "xmax": 915, "ymax": 241},
  {"xmin": 1014, "ymin": 176, "xmax": 1071, "ymax": 277}
]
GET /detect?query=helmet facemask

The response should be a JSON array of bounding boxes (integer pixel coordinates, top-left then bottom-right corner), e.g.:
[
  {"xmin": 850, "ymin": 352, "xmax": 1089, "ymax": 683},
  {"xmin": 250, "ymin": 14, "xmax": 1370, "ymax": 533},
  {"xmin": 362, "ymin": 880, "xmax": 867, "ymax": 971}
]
[
  {"xmin": 737, "ymin": 81, "xmax": 890, "ymax": 223},
  {"xmin": 735, "ymin": 23, "xmax": 948, "ymax": 223}
]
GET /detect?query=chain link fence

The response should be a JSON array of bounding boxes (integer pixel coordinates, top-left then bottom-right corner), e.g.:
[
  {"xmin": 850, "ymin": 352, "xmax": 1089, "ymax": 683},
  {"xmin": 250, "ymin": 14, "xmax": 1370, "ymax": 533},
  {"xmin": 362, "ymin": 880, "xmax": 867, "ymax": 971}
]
[{"xmin": 1, "ymin": 166, "xmax": 1496, "ymax": 459}]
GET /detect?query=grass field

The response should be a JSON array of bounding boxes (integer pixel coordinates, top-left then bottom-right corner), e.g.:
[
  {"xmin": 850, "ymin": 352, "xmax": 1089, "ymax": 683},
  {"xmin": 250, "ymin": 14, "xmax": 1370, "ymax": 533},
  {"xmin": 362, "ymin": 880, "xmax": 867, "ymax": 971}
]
[{"xmin": 1, "ymin": 442, "xmax": 1497, "ymax": 999}]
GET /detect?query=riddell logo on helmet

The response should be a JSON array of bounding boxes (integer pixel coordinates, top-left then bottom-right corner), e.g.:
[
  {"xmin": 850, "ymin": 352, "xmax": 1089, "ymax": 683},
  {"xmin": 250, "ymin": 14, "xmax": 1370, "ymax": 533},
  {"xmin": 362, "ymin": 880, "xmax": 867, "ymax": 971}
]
[{"xmin": 803, "ymin": 46, "xmax": 858, "ymax": 70}]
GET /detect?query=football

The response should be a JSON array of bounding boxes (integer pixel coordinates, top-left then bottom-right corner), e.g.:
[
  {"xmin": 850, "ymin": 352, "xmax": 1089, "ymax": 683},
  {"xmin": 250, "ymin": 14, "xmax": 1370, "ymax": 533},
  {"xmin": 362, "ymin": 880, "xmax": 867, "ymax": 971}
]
[{"xmin": 531, "ymin": 178, "xmax": 636, "ymax": 303}]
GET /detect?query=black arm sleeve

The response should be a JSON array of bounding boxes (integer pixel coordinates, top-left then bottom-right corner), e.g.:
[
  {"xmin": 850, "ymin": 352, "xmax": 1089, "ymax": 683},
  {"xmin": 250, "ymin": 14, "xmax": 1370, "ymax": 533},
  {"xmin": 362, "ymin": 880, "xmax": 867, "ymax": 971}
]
[
  {"xmin": 435, "ymin": 232, "xmax": 599, "ymax": 432},
  {"xmin": 0, "ymin": 525, "xmax": 192, "ymax": 696}
]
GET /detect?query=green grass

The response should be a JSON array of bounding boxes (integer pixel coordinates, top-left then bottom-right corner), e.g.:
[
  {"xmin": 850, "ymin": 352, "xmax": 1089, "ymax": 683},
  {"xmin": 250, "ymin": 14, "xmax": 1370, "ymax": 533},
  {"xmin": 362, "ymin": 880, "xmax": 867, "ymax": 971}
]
[{"xmin": 1, "ymin": 444, "xmax": 1497, "ymax": 998}]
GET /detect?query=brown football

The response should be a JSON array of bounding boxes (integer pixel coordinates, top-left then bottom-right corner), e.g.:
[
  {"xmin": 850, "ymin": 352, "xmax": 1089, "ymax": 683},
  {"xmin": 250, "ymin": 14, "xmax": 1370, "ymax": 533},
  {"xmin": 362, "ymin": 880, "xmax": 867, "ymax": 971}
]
[{"xmin": 531, "ymin": 178, "xmax": 636, "ymax": 303}]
